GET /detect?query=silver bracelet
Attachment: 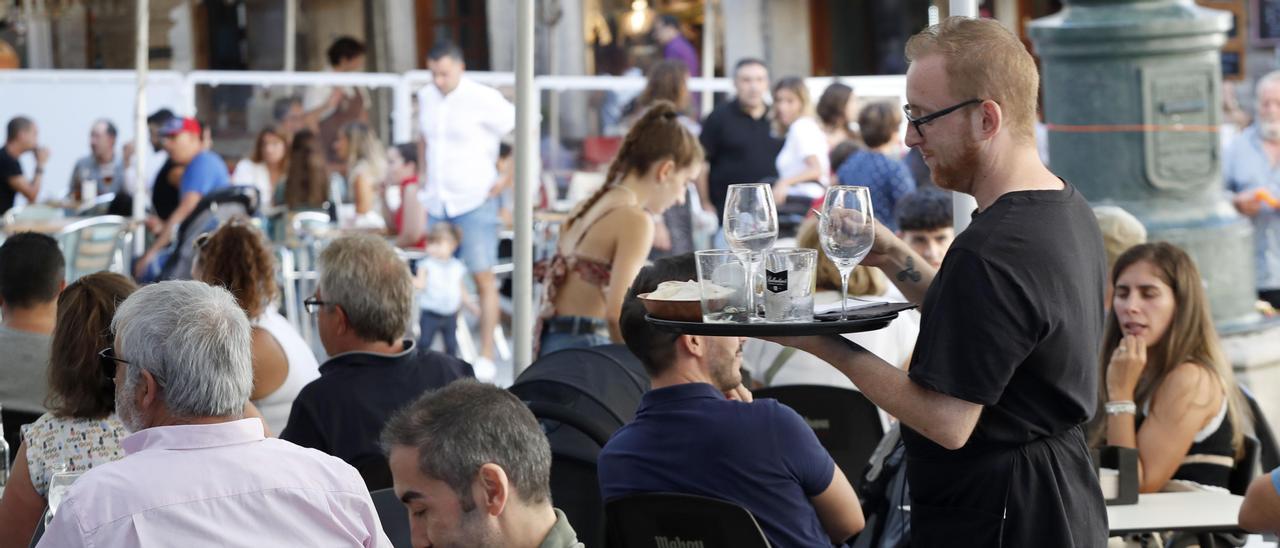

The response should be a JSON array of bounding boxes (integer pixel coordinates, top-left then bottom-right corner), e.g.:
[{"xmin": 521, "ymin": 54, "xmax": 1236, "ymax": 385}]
[{"xmin": 1105, "ymin": 400, "xmax": 1137, "ymax": 416}]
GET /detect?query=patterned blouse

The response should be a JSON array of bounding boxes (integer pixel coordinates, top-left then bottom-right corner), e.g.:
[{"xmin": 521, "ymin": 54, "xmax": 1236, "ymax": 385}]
[{"xmin": 20, "ymin": 413, "xmax": 128, "ymax": 497}]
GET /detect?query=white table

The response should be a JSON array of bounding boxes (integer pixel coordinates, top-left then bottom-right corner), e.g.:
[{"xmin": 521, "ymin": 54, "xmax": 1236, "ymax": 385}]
[{"xmin": 1108, "ymin": 491, "xmax": 1245, "ymax": 546}]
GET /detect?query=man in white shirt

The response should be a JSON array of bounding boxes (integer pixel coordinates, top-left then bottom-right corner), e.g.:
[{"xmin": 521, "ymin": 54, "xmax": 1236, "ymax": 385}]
[
  {"xmin": 39, "ymin": 281, "xmax": 390, "ymax": 548},
  {"xmin": 418, "ymin": 39, "xmax": 515, "ymax": 378}
]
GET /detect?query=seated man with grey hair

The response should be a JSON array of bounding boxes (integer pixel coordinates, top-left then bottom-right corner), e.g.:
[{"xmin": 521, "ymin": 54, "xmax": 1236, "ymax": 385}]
[
  {"xmin": 38, "ymin": 281, "xmax": 389, "ymax": 547},
  {"xmin": 282, "ymin": 233, "xmax": 472, "ymax": 490},
  {"xmin": 382, "ymin": 379, "xmax": 583, "ymax": 548}
]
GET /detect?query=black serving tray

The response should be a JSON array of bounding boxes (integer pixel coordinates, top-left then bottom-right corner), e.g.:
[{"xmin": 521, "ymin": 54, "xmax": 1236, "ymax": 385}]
[{"xmin": 645, "ymin": 302, "xmax": 915, "ymax": 336}]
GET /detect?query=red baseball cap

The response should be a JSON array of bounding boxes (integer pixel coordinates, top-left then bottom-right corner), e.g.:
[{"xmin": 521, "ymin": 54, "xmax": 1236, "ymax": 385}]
[{"xmin": 160, "ymin": 117, "xmax": 201, "ymax": 137}]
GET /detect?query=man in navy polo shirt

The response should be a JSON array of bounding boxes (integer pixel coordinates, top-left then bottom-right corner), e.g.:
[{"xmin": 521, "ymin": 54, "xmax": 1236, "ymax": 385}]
[
  {"xmin": 598, "ymin": 254, "xmax": 864, "ymax": 547},
  {"xmin": 282, "ymin": 234, "xmax": 473, "ymax": 490}
]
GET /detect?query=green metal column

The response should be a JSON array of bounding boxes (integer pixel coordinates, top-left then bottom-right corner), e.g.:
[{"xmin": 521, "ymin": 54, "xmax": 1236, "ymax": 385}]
[{"xmin": 1029, "ymin": 0, "xmax": 1260, "ymax": 329}]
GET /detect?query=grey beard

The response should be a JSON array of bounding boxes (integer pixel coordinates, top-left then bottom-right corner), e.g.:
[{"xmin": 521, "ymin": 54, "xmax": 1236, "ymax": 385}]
[{"xmin": 1261, "ymin": 122, "xmax": 1280, "ymax": 141}]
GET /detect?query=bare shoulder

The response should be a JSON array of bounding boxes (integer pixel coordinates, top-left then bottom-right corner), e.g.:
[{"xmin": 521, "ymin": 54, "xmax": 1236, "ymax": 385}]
[{"xmin": 1152, "ymin": 362, "xmax": 1224, "ymax": 416}]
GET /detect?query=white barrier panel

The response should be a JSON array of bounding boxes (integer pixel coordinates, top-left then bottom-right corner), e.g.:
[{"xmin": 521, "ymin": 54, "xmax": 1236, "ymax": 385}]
[
  {"xmin": 0, "ymin": 70, "xmax": 908, "ymax": 201},
  {"xmin": 0, "ymin": 70, "xmax": 187, "ymax": 201}
]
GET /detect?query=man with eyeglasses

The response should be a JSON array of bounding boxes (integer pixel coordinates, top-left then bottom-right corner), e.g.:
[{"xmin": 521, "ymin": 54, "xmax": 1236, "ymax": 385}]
[
  {"xmin": 770, "ymin": 17, "xmax": 1108, "ymax": 547},
  {"xmin": 281, "ymin": 233, "xmax": 473, "ymax": 491},
  {"xmin": 40, "ymin": 281, "xmax": 391, "ymax": 547}
]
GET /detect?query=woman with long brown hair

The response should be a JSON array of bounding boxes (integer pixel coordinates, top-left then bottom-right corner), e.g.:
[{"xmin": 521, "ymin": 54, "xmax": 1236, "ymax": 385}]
[
  {"xmin": 281, "ymin": 129, "xmax": 329, "ymax": 211},
  {"xmin": 231, "ymin": 126, "xmax": 289, "ymax": 209},
  {"xmin": 536, "ymin": 100, "xmax": 703, "ymax": 356},
  {"xmin": 0, "ymin": 273, "xmax": 135, "ymax": 546},
  {"xmin": 334, "ymin": 121, "xmax": 387, "ymax": 228},
  {"xmin": 816, "ymin": 82, "xmax": 860, "ymax": 149},
  {"xmin": 193, "ymin": 220, "xmax": 320, "ymax": 435},
  {"xmin": 1099, "ymin": 242, "xmax": 1249, "ymax": 492},
  {"xmin": 771, "ymin": 76, "xmax": 829, "ymax": 205}
]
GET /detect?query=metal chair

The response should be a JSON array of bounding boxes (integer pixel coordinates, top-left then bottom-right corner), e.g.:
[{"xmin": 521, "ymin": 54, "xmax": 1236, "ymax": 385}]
[
  {"xmin": 605, "ymin": 492, "xmax": 772, "ymax": 548},
  {"xmin": 2, "ymin": 204, "xmax": 63, "ymax": 226},
  {"xmin": 55, "ymin": 215, "xmax": 128, "ymax": 281}
]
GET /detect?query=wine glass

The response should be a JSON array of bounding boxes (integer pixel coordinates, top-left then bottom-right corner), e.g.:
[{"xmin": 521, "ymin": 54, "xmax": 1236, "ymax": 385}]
[
  {"xmin": 723, "ymin": 183, "xmax": 778, "ymax": 321},
  {"xmin": 818, "ymin": 186, "xmax": 875, "ymax": 319},
  {"xmin": 45, "ymin": 464, "xmax": 83, "ymax": 526}
]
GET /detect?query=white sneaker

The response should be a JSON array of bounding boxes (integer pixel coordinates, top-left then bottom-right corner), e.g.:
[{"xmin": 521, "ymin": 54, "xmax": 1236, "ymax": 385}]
[{"xmin": 472, "ymin": 356, "xmax": 497, "ymax": 383}]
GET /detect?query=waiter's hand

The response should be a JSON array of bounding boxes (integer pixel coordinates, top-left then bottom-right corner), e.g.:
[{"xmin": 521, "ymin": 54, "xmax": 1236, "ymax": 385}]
[
  {"xmin": 1106, "ymin": 334, "xmax": 1147, "ymax": 400},
  {"xmin": 861, "ymin": 219, "xmax": 909, "ymax": 270}
]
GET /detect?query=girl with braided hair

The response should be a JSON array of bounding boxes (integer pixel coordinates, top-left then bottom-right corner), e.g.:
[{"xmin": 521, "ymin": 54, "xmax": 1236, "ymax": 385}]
[{"xmin": 536, "ymin": 100, "xmax": 703, "ymax": 356}]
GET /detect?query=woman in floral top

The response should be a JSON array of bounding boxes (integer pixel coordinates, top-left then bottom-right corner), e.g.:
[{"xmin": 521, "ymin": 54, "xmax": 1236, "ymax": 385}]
[{"xmin": 0, "ymin": 272, "xmax": 135, "ymax": 546}]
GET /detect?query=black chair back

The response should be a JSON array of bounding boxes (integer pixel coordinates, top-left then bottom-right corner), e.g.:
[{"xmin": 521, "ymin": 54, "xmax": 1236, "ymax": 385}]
[
  {"xmin": 605, "ymin": 492, "xmax": 771, "ymax": 548},
  {"xmin": 511, "ymin": 344, "xmax": 650, "ymax": 548},
  {"xmin": 755, "ymin": 385, "xmax": 885, "ymax": 477},
  {"xmin": 1240, "ymin": 384, "xmax": 1280, "ymax": 471},
  {"xmin": 3, "ymin": 408, "xmax": 41, "ymax": 465},
  {"xmin": 370, "ymin": 488, "xmax": 412, "ymax": 548}
]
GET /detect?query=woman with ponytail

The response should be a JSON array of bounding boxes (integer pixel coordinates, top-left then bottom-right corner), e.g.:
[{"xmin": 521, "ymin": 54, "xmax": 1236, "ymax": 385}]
[{"xmin": 536, "ymin": 100, "xmax": 703, "ymax": 356}]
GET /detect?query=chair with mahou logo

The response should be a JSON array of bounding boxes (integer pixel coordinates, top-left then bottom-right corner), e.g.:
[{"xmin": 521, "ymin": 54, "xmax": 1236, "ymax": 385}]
[
  {"xmin": 755, "ymin": 385, "xmax": 885, "ymax": 480},
  {"xmin": 605, "ymin": 492, "xmax": 771, "ymax": 548}
]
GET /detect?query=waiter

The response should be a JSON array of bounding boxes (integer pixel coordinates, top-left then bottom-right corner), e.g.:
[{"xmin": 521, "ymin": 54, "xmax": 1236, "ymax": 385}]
[{"xmin": 775, "ymin": 17, "xmax": 1108, "ymax": 546}]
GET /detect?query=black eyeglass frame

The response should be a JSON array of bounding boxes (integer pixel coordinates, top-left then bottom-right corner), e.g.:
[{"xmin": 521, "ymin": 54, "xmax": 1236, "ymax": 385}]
[
  {"xmin": 98, "ymin": 347, "xmax": 129, "ymax": 380},
  {"xmin": 303, "ymin": 297, "xmax": 331, "ymax": 314},
  {"xmin": 903, "ymin": 98, "xmax": 984, "ymax": 138}
]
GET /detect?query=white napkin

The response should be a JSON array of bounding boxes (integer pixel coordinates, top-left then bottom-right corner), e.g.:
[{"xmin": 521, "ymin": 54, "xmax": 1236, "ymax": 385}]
[{"xmin": 814, "ymin": 299, "xmax": 889, "ymax": 315}]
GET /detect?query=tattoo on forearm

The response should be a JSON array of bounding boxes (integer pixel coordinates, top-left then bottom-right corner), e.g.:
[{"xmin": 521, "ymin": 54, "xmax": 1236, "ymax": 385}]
[{"xmin": 896, "ymin": 256, "xmax": 923, "ymax": 283}]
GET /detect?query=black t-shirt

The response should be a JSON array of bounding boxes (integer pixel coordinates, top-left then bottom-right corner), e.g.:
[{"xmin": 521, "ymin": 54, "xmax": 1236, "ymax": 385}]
[
  {"xmin": 902, "ymin": 182, "xmax": 1109, "ymax": 546},
  {"xmin": 152, "ymin": 159, "xmax": 180, "ymax": 220},
  {"xmin": 0, "ymin": 148, "xmax": 24, "ymax": 215},
  {"xmin": 699, "ymin": 99, "xmax": 783, "ymax": 219}
]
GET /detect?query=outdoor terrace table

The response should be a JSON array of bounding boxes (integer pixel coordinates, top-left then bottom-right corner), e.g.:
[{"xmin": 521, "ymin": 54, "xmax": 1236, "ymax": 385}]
[{"xmin": 1108, "ymin": 491, "xmax": 1245, "ymax": 548}]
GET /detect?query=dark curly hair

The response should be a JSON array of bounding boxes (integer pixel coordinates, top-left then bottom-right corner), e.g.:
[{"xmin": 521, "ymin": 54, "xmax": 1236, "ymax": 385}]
[{"xmin": 196, "ymin": 220, "xmax": 278, "ymax": 317}]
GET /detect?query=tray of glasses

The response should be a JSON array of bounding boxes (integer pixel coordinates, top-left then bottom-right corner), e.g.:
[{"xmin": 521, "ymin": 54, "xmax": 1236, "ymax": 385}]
[{"xmin": 645, "ymin": 302, "xmax": 916, "ymax": 336}]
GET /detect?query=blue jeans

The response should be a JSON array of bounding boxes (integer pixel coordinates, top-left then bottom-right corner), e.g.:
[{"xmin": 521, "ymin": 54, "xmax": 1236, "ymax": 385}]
[{"xmin": 418, "ymin": 311, "xmax": 459, "ymax": 358}]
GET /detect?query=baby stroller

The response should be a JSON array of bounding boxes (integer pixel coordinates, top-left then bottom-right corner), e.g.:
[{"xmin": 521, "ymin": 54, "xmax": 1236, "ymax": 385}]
[
  {"xmin": 157, "ymin": 185, "xmax": 261, "ymax": 281},
  {"xmin": 508, "ymin": 344, "xmax": 650, "ymax": 548}
]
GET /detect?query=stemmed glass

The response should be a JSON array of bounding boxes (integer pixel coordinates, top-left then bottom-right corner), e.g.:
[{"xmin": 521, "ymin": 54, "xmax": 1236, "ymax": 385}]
[
  {"xmin": 818, "ymin": 186, "xmax": 876, "ymax": 319},
  {"xmin": 45, "ymin": 464, "xmax": 84, "ymax": 526},
  {"xmin": 723, "ymin": 183, "xmax": 778, "ymax": 321}
]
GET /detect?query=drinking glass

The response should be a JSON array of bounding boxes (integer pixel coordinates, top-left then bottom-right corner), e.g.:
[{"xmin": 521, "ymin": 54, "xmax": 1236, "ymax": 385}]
[
  {"xmin": 695, "ymin": 250, "xmax": 751, "ymax": 323},
  {"xmin": 764, "ymin": 248, "xmax": 817, "ymax": 322},
  {"xmin": 723, "ymin": 183, "xmax": 778, "ymax": 321},
  {"xmin": 45, "ymin": 466, "xmax": 83, "ymax": 526},
  {"xmin": 818, "ymin": 186, "xmax": 875, "ymax": 319}
]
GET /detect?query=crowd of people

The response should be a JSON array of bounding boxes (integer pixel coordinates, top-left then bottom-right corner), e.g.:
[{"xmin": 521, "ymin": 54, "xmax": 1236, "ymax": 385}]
[{"xmin": 6, "ymin": 14, "xmax": 1280, "ymax": 548}]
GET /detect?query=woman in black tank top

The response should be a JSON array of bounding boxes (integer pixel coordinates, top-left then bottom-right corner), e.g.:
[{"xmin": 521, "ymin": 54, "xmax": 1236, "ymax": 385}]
[{"xmin": 1097, "ymin": 242, "xmax": 1249, "ymax": 492}]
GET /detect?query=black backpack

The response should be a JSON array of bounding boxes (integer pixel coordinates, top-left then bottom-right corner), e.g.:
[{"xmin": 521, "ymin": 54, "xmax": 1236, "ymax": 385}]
[{"xmin": 850, "ymin": 425, "xmax": 911, "ymax": 548}]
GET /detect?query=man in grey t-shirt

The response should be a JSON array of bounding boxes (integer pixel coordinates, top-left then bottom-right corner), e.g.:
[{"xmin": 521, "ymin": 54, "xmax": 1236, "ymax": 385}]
[{"xmin": 0, "ymin": 232, "xmax": 64, "ymax": 449}]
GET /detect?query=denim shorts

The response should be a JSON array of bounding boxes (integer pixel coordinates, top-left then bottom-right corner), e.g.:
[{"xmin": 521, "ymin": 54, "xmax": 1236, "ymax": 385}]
[{"xmin": 431, "ymin": 197, "xmax": 500, "ymax": 273}]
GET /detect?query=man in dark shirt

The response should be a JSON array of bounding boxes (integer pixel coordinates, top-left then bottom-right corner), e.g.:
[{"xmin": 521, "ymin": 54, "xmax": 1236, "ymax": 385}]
[
  {"xmin": 1, "ymin": 116, "xmax": 49, "ymax": 215},
  {"xmin": 697, "ymin": 58, "xmax": 783, "ymax": 221},
  {"xmin": 282, "ymin": 234, "xmax": 473, "ymax": 490},
  {"xmin": 776, "ymin": 18, "xmax": 1107, "ymax": 546},
  {"xmin": 598, "ymin": 254, "xmax": 864, "ymax": 548}
]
